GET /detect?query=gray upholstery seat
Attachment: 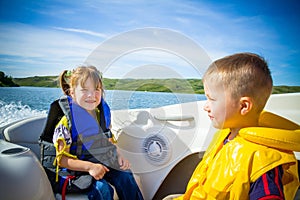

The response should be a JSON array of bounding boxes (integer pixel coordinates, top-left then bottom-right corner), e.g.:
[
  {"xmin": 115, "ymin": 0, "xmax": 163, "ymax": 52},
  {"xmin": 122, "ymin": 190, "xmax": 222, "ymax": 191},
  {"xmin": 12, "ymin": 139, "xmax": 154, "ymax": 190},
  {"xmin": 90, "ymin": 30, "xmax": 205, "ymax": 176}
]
[{"xmin": 2, "ymin": 116, "xmax": 122, "ymax": 200}]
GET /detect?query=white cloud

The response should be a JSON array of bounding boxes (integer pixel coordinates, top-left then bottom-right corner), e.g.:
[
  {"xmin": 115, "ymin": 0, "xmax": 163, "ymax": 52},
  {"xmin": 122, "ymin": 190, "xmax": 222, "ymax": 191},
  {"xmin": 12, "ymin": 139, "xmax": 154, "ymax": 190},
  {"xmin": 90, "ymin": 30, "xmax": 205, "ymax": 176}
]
[
  {"xmin": 53, "ymin": 27, "xmax": 108, "ymax": 38},
  {"xmin": 0, "ymin": 23, "xmax": 97, "ymax": 57},
  {"xmin": 84, "ymin": 28, "xmax": 213, "ymax": 79},
  {"xmin": 0, "ymin": 22, "xmax": 101, "ymax": 76}
]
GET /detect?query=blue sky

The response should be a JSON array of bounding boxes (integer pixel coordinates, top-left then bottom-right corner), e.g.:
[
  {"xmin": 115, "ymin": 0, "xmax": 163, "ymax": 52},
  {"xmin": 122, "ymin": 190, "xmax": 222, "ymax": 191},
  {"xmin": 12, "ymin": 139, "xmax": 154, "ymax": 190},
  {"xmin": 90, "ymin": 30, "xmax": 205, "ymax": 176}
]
[{"xmin": 0, "ymin": 0, "xmax": 299, "ymax": 85}]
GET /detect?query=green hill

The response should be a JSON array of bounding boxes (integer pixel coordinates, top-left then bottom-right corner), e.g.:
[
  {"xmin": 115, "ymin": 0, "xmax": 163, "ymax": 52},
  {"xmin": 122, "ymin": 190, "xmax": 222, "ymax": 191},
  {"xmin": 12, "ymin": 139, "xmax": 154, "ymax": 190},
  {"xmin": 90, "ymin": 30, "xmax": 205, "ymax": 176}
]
[
  {"xmin": 11, "ymin": 75, "xmax": 300, "ymax": 94},
  {"xmin": 13, "ymin": 76, "xmax": 203, "ymax": 93},
  {"xmin": 272, "ymin": 85, "xmax": 300, "ymax": 94},
  {"xmin": 0, "ymin": 71, "xmax": 19, "ymax": 87},
  {"xmin": 13, "ymin": 76, "xmax": 59, "ymax": 87}
]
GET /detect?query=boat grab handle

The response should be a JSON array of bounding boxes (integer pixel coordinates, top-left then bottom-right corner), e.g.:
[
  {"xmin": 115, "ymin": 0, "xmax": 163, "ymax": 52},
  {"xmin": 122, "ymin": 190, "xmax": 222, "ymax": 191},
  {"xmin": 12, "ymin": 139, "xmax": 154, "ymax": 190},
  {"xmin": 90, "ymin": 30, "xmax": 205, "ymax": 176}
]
[{"xmin": 154, "ymin": 115, "xmax": 194, "ymax": 122}]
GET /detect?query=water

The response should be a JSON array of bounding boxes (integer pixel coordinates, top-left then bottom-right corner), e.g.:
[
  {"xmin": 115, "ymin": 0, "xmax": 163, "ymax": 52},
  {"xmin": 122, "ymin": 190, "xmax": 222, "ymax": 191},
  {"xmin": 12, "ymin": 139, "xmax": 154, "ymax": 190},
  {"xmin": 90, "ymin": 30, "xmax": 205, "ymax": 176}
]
[{"xmin": 0, "ymin": 87, "xmax": 206, "ymax": 127}]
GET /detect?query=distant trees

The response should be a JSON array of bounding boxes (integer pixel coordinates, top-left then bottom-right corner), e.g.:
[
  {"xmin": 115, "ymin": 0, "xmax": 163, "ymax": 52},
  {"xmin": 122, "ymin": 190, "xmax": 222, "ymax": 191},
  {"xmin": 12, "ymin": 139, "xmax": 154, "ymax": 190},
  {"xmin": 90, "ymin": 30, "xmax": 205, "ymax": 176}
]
[
  {"xmin": 0, "ymin": 71, "xmax": 299, "ymax": 93},
  {"xmin": 0, "ymin": 71, "xmax": 19, "ymax": 87}
]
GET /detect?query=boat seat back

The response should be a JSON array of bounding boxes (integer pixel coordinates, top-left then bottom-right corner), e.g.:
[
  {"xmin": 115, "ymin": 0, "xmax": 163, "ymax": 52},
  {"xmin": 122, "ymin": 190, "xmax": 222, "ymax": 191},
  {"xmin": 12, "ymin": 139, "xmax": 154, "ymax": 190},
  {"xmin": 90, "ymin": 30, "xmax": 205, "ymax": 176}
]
[{"xmin": 3, "ymin": 116, "xmax": 47, "ymax": 160}]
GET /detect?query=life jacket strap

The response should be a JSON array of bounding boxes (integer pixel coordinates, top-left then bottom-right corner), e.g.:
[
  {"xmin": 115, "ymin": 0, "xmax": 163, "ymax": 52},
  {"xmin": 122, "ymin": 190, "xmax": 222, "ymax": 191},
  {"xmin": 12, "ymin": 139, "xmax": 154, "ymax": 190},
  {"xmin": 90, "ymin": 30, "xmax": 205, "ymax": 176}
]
[
  {"xmin": 53, "ymin": 138, "xmax": 77, "ymax": 182},
  {"xmin": 58, "ymin": 96, "xmax": 72, "ymax": 129},
  {"xmin": 61, "ymin": 175, "xmax": 75, "ymax": 200}
]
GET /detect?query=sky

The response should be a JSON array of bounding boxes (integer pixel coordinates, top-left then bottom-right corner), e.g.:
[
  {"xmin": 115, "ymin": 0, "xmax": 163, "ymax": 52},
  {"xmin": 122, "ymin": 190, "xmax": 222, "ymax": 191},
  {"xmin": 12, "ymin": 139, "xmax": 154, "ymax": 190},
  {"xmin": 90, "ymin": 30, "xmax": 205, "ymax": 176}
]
[{"xmin": 0, "ymin": 0, "xmax": 299, "ymax": 85}]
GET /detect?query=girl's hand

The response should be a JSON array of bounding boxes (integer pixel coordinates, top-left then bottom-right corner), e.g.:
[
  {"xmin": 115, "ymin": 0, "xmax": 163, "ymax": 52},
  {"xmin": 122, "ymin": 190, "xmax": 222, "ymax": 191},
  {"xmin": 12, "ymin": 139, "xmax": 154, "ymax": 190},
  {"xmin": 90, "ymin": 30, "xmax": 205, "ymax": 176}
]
[
  {"xmin": 117, "ymin": 148, "xmax": 131, "ymax": 170},
  {"xmin": 88, "ymin": 163, "xmax": 109, "ymax": 180},
  {"xmin": 118, "ymin": 156, "xmax": 131, "ymax": 170}
]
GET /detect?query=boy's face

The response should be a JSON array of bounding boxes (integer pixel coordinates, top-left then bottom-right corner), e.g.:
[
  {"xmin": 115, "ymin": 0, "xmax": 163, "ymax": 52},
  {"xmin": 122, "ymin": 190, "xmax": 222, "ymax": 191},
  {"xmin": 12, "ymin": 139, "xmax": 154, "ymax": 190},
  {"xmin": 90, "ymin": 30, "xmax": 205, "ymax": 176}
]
[
  {"xmin": 71, "ymin": 77, "xmax": 102, "ymax": 111},
  {"xmin": 203, "ymin": 81, "xmax": 241, "ymax": 129}
]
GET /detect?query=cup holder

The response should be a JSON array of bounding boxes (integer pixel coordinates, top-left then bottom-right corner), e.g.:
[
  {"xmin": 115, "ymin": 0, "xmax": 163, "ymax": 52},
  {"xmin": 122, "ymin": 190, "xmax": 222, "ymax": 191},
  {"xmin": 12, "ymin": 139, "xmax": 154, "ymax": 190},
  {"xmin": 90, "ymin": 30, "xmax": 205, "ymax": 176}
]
[{"xmin": 1, "ymin": 147, "xmax": 28, "ymax": 155}]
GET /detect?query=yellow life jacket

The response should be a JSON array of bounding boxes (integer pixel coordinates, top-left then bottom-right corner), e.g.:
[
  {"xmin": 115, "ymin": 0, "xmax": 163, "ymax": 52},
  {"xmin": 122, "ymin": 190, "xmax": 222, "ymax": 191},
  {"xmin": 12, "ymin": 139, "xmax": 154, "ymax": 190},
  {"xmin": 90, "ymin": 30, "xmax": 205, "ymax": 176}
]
[{"xmin": 176, "ymin": 111, "xmax": 300, "ymax": 200}]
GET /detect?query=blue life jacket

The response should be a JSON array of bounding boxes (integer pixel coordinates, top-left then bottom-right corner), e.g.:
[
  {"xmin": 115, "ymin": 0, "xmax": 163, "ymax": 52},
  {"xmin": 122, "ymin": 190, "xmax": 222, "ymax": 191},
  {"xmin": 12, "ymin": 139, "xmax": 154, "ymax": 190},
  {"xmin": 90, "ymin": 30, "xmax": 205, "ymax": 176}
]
[{"xmin": 67, "ymin": 96, "xmax": 119, "ymax": 168}]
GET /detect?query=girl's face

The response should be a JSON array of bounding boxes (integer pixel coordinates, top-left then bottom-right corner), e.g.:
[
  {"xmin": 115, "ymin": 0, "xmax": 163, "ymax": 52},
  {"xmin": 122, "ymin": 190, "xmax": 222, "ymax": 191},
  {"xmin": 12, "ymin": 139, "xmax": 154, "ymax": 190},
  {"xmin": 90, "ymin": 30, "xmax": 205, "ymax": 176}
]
[
  {"xmin": 71, "ymin": 77, "xmax": 102, "ymax": 112},
  {"xmin": 203, "ymin": 81, "xmax": 241, "ymax": 129}
]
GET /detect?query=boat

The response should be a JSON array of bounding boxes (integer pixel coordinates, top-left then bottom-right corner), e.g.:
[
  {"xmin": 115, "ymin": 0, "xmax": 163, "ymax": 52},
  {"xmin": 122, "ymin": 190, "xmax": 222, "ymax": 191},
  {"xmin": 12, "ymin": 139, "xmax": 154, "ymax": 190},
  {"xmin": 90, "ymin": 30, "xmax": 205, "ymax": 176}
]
[{"xmin": 0, "ymin": 93, "xmax": 299, "ymax": 200}]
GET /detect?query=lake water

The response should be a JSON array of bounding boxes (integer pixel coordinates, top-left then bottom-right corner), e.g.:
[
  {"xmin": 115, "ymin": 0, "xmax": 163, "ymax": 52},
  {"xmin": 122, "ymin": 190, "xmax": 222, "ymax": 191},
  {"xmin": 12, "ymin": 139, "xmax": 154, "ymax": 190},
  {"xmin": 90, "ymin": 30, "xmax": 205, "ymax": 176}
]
[{"xmin": 0, "ymin": 87, "xmax": 206, "ymax": 127}]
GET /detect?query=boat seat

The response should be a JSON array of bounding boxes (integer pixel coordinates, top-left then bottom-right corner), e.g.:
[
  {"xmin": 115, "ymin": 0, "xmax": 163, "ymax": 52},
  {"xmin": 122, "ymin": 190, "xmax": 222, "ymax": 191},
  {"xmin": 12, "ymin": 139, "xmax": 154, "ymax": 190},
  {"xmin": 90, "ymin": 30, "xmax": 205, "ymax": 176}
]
[{"xmin": 3, "ymin": 116, "xmax": 47, "ymax": 160}]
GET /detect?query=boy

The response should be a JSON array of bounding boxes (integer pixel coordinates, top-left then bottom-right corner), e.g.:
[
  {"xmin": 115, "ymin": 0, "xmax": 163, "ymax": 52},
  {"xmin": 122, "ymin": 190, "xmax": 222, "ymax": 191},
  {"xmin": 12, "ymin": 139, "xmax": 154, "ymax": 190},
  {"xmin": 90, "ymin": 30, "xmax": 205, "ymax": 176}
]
[{"xmin": 167, "ymin": 53, "xmax": 299, "ymax": 199}]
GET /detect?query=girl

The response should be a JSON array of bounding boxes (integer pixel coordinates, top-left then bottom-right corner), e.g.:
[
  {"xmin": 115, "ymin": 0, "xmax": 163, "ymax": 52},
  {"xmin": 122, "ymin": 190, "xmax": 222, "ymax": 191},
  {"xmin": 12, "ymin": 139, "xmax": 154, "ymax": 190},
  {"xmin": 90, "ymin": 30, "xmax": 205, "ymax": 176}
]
[{"xmin": 53, "ymin": 66, "xmax": 143, "ymax": 200}]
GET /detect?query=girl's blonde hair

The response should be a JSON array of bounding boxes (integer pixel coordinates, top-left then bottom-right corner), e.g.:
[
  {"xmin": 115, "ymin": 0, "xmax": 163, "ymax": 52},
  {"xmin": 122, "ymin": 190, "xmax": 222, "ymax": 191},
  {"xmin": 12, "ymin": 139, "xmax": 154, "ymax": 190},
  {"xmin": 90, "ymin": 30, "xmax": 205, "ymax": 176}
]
[
  {"xmin": 203, "ymin": 53, "xmax": 273, "ymax": 113},
  {"xmin": 59, "ymin": 66, "xmax": 104, "ymax": 96}
]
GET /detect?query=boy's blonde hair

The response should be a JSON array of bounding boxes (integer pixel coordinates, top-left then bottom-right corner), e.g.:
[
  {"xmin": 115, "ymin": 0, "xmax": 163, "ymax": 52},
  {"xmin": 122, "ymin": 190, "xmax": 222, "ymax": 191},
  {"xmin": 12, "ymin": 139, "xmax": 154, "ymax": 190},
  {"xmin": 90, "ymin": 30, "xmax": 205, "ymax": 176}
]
[
  {"xmin": 59, "ymin": 66, "xmax": 103, "ymax": 96},
  {"xmin": 203, "ymin": 53, "xmax": 273, "ymax": 113}
]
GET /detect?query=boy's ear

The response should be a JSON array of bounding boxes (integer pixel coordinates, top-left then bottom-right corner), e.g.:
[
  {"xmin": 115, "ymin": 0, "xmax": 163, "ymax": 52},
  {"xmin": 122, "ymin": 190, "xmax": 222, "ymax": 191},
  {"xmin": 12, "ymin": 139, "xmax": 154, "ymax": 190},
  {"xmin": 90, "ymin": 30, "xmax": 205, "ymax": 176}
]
[{"xmin": 240, "ymin": 97, "xmax": 253, "ymax": 115}]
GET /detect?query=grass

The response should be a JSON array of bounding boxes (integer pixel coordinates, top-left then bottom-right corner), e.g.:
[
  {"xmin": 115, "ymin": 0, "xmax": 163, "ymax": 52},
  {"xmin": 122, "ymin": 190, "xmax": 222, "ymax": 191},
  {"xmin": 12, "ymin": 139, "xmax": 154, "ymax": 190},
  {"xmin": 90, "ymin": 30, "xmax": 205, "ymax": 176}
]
[{"xmin": 13, "ymin": 76, "xmax": 300, "ymax": 94}]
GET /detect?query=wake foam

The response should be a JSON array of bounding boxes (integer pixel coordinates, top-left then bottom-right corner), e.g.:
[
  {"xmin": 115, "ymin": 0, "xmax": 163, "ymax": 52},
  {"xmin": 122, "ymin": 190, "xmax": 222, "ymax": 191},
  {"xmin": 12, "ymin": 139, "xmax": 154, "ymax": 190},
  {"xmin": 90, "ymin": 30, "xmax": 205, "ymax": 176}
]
[{"xmin": 0, "ymin": 100, "xmax": 46, "ymax": 127}]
